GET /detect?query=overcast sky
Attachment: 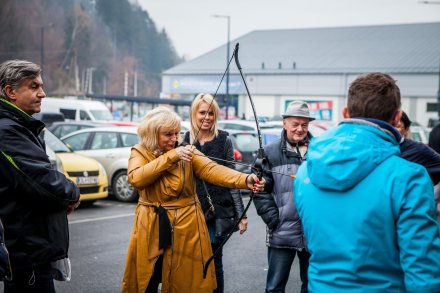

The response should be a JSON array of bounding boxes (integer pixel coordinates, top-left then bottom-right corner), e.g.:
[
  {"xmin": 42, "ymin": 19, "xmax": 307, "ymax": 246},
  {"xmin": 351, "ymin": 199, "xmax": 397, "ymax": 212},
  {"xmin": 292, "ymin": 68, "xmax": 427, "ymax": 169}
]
[{"xmin": 138, "ymin": 0, "xmax": 440, "ymax": 60}]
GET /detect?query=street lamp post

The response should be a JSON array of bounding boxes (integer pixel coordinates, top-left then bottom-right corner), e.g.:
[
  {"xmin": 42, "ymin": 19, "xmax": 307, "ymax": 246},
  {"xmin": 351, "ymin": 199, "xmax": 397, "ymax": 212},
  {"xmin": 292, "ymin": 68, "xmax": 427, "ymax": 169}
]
[{"xmin": 213, "ymin": 15, "xmax": 231, "ymax": 119}]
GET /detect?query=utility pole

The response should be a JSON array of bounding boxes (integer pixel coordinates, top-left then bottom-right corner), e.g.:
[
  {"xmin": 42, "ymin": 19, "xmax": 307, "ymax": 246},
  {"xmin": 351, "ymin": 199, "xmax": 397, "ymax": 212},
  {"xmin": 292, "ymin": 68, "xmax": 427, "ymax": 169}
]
[
  {"xmin": 40, "ymin": 23, "xmax": 54, "ymax": 78},
  {"xmin": 124, "ymin": 71, "xmax": 128, "ymax": 96},
  {"xmin": 40, "ymin": 26, "xmax": 44, "ymax": 77},
  {"xmin": 134, "ymin": 71, "xmax": 138, "ymax": 97},
  {"xmin": 88, "ymin": 68, "xmax": 95, "ymax": 94}
]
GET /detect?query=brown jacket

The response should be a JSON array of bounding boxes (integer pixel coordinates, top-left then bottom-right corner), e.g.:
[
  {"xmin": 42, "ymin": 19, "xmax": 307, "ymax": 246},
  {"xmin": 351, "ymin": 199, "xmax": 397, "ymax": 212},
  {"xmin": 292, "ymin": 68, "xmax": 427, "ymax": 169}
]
[{"xmin": 122, "ymin": 144, "xmax": 248, "ymax": 293}]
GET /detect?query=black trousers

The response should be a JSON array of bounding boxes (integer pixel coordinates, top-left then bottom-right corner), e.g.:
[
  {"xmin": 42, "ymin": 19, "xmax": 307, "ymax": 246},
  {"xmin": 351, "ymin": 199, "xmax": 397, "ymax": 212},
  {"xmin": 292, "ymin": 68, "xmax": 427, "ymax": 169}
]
[
  {"xmin": 145, "ymin": 255, "xmax": 163, "ymax": 293},
  {"xmin": 4, "ymin": 263, "xmax": 55, "ymax": 293}
]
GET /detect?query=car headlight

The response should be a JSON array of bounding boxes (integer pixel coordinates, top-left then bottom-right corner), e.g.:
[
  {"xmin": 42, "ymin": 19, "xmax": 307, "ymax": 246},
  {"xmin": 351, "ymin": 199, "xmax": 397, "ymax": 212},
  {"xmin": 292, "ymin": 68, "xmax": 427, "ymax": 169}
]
[{"xmin": 98, "ymin": 162, "xmax": 107, "ymax": 178}]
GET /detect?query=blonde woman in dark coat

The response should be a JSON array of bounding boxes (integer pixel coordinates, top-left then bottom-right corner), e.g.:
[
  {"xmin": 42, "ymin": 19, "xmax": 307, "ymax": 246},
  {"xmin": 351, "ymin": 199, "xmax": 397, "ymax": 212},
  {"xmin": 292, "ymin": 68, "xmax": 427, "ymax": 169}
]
[{"xmin": 184, "ymin": 93, "xmax": 248, "ymax": 293}]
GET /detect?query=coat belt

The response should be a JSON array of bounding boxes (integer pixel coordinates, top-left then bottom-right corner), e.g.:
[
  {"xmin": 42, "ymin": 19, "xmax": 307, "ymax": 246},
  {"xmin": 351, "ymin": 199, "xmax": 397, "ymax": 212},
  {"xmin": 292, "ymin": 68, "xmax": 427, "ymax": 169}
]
[
  {"xmin": 138, "ymin": 197, "xmax": 197, "ymax": 209},
  {"xmin": 138, "ymin": 197, "xmax": 198, "ymax": 249}
]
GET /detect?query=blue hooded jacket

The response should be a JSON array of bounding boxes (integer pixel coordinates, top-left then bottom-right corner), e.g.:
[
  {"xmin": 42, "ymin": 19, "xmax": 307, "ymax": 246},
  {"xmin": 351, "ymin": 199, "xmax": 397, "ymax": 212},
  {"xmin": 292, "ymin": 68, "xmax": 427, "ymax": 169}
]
[{"xmin": 294, "ymin": 119, "xmax": 440, "ymax": 293}]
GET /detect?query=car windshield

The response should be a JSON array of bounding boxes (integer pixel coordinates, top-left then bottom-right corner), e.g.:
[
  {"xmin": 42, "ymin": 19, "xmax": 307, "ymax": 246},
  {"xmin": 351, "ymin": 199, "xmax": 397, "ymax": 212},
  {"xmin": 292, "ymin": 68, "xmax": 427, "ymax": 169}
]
[
  {"xmin": 234, "ymin": 133, "xmax": 259, "ymax": 152},
  {"xmin": 91, "ymin": 109, "xmax": 113, "ymax": 121},
  {"xmin": 43, "ymin": 129, "xmax": 72, "ymax": 153}
]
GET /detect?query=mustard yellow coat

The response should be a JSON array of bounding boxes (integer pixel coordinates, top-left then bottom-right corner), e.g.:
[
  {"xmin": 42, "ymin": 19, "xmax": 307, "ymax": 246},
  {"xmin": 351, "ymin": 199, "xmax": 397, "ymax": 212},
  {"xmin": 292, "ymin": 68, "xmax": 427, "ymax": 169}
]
[{"xmin": 122, "ymin": 144, "xmax": 249, "ymax": 293}]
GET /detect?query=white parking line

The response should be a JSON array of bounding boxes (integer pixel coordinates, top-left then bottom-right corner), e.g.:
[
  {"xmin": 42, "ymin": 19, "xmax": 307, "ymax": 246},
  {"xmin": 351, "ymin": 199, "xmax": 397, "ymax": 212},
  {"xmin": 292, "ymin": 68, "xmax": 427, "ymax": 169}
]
[{"xmin": 69, "ymin": 213, "xmax": 134, "ymax": 224}]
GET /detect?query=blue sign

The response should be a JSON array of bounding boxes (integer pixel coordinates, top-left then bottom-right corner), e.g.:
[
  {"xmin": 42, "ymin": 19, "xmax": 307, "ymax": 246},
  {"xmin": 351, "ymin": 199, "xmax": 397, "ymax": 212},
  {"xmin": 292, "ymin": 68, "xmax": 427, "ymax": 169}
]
[{"xmin": 169, "ymin": 75, "xmax": 244, "ymax": 94}]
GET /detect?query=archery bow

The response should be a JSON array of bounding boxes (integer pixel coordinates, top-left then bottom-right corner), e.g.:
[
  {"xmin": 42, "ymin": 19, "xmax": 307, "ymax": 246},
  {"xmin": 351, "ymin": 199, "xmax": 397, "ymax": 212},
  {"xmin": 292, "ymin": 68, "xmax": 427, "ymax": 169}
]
[
  {"xmin": 191, "ymin": 153, "xmax": 295, "ymax": 179},
  {"xmin": 202, "ymin": 43, "xmax": 266, "ymax": 278}
]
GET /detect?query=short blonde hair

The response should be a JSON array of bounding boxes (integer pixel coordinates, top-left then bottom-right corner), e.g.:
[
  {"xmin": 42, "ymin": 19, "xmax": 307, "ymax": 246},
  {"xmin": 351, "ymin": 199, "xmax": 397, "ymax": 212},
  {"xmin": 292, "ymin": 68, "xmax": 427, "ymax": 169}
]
[
  {"xmin": 138, "ymin": 107, "xmax": 181, "ymax": 152},
  {"xmin": 189, "ymin": 93, "xmax": 219, "ymax": 143}
]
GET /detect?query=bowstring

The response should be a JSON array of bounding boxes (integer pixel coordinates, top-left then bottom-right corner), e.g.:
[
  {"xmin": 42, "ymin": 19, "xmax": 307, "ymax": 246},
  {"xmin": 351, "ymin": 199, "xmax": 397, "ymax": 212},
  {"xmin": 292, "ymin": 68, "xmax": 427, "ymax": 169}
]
[
  {"xmin": 192, "ymin": 153, "xmax": 295, "ymax": 179},
  {"xmin": 189, "ymin": 52, "xmax": 236, "ymax": 147},
  {"xmin": 185, "ymin": 49, "xmax": 236, "ymax": 278}
]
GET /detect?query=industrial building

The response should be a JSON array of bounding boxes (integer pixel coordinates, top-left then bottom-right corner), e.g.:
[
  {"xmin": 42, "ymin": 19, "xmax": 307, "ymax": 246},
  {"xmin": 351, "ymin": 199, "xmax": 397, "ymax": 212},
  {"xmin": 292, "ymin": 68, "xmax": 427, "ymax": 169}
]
[{"xmin": 162, "ymin": 22, "xmax": 440, "ymax": 126}]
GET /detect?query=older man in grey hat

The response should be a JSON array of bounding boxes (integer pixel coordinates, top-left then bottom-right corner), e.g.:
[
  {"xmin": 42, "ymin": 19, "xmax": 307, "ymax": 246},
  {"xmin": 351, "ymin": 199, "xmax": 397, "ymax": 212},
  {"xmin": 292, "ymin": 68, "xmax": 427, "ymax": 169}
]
[{"xmin": 254, "ymin": 100, "xmax": 313, "ymax": 293}]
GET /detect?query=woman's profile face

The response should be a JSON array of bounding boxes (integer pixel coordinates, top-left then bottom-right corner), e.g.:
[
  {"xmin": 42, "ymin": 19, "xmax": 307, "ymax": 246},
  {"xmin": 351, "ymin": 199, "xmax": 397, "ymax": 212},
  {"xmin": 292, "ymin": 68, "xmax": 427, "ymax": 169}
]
[
  {"xmin": 396, "ymin": 120, "xmax": 409, "ymax": 138},
  {"xmin": 195, "ymin": 101, "xmax": 215, "ymax": 131},
  {"xmin": 157, "ymin": 129, "xmax": 180, "ymax": 152}
]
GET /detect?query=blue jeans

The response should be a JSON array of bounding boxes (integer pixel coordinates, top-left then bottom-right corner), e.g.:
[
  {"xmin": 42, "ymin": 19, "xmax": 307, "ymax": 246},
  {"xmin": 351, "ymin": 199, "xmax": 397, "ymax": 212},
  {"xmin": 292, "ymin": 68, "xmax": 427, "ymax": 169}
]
[
  {"xmin": 265, "ymin": 247, "xmax": 310, "ymax": 293},
  {"xmin": 211, "ymin": 242, "xmax": 224, "ymax": 293}
]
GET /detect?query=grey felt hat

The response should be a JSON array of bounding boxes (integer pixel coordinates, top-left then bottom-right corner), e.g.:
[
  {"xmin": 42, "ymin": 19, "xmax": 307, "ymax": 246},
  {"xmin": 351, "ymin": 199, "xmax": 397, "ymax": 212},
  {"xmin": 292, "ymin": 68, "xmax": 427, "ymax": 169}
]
[{"xmin": 282, "ymin": 101, "xmax": 315, "ymax": 120}]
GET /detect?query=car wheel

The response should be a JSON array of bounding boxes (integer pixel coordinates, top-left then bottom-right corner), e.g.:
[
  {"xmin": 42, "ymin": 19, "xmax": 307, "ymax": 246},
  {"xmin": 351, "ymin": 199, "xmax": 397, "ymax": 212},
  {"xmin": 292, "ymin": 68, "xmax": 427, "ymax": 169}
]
[{"xmin": 112, "ymin": 170, "xmax": 137, "ymax": 202}]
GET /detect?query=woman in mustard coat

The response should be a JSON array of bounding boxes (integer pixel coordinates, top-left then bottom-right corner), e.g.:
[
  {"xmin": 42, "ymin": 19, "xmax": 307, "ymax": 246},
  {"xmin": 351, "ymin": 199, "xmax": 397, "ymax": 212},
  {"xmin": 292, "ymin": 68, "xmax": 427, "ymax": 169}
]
[{"xmin": 122, "ymin": 107, "xmax": 264, "ymax": 293}]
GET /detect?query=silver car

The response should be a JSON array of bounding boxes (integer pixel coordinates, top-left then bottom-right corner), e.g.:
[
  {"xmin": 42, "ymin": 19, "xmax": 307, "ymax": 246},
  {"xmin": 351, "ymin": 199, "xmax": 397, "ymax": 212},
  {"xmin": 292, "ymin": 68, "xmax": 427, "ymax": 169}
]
[{"xmin": 61, "ymin": 126, "xmax": 139, "ymax": 202}]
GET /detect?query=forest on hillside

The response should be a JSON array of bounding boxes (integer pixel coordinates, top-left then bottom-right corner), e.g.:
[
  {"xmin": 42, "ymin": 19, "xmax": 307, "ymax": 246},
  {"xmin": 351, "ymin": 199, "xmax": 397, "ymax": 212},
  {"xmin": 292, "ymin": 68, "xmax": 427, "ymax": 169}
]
[{"xmin": 0, "ymin": 0, "xmax": 183, "ymax": 97}]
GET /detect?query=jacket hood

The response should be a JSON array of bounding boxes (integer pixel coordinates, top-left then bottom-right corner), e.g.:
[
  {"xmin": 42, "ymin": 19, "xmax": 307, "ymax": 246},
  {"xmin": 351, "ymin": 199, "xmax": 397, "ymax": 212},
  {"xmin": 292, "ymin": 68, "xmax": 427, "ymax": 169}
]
[{"xmin": 307, "ymin": 118, "xmax": 400, "ymax": 191}]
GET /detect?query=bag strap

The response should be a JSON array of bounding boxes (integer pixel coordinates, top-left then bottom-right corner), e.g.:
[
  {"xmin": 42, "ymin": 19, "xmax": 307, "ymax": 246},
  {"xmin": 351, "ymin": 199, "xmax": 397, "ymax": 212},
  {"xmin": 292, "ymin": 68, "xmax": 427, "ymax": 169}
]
[{"xmin": 202, "ymin": 180, "xmax": 215, "ymax": 213}]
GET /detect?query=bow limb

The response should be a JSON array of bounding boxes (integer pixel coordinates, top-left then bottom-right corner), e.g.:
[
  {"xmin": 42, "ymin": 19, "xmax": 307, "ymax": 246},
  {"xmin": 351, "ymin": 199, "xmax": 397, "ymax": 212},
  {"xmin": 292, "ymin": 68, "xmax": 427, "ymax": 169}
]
[
  {"xmin": 203, "ymin": 43, "xmax": 266, "ymax": 279},
  {"xmin": 234, "ymin": 43, "xmax": 266, "ymax": 177}
]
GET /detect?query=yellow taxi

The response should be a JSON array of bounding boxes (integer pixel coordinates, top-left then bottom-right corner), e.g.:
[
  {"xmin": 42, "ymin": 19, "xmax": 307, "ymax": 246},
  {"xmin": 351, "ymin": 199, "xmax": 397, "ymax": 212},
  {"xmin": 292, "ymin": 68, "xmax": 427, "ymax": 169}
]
[{"xmin": 44, "ymin": 129, "xmax": 108, "ymax": 203}]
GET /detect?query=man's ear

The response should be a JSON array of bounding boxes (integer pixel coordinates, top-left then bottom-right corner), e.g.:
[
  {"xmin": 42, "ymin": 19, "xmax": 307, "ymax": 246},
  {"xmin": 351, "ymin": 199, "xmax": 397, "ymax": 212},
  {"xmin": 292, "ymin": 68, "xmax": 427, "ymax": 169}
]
[
  {"xmin": 4, "ymin": 85, "xmax": 15, "ymax": 101},
  {"xmin": 342, "ymin": 107, "xmax": 350, "ymax": 119},
  {"xmin": 391, "ymin": 110, "xmax": 402, "ymax": 127}
]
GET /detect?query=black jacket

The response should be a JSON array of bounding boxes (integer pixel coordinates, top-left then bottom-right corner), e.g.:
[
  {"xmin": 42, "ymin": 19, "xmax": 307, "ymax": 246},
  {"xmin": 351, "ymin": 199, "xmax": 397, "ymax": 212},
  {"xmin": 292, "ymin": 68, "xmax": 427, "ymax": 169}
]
[
  {"xmin": 183, "ymin": 130, "xmax": 245, "ymax": 236},
  {"xmin": 400, "ymin": 138, "xmax": 440, "ymax": 185},
  {"xmin": 0, "ymin": 219, "xmax": 11, "ymax": 280},
  {"xmin": 0, "ymin": 98, "xmax": 80, "ymax": 273}
]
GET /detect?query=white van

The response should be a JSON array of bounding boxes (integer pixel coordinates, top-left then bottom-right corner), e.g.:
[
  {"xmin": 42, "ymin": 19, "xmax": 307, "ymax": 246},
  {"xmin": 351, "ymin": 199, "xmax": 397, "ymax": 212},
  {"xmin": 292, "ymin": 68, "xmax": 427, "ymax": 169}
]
[{"xmin": 41, "ymin": 97, "xmax": 113, "ymax": 121}]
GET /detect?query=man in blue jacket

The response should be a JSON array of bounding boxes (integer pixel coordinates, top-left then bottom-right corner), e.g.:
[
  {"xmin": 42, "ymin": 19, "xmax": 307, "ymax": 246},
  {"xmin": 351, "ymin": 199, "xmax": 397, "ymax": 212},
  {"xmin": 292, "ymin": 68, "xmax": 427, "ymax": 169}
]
[
  {"xmin": 0, "ymin": 60, "xmax": 80, "ymax": 292},
  {"xmin": 294, "ymin": 72, "xmax": 440, "ymax": 292}
]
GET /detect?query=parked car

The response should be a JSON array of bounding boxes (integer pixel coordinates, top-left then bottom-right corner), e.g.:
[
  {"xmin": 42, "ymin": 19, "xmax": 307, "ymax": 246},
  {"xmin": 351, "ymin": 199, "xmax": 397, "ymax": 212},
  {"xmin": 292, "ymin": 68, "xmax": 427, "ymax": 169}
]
[
  {"xmin": 410, "ymin": 125, "xmax": 431, "ymax": 144},
  {"xmin": 227, "ymin": 131, "xmax": 259, "ymax": 174},
  {"xmin": 48, "ymin": 121, "xmax": 111, "ymax": 138},
  {"xmin": 105, "ymin": 121, "xmax": 139, "ymax": 127},
  {"xmin": 43, "ymin": 129, "xmax": 108, "ymax": 203},
  {"xmin": 180, "ymin": 121, "xmax": 191, "ymax": 140},
  {"xmin": 61, "ymin": 127, "xmax": 139, "ymax": 202},
  {"xmin": 246, "ymin": 116, "xmax": 271, "ymax": 123},
  {"xmin": 217, "ymin": 120, "xmax": 274, "ymax": 132},
  {"xmin": 33, "ymin": 112, "xmax": 65, "ymax": 127},
  {"xmin": 41, "ymin": 97, "xmax": 113, "ymax": 122}
]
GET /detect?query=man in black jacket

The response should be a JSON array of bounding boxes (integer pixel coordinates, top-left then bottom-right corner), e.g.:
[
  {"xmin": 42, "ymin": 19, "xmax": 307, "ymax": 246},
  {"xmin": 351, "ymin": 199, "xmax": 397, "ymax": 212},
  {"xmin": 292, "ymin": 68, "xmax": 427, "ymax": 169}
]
[
  {"xmin": 0, "ymin": 60, "xmax": 80, "ymax": 292},
  {"xmin": 397, "ymin": 111, "xmax": 440, "ymax": 185},
  {"xmin": 254, "ymin": 101, "xmax": 313, "ymax": 293}
]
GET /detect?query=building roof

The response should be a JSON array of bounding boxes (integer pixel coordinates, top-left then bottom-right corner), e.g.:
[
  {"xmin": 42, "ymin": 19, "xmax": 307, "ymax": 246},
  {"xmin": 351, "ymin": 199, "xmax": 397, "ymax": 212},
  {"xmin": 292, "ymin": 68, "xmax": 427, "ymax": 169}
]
[{"xmin": 164, "ymin": 22, "xmax": 440, "ymax": 75}]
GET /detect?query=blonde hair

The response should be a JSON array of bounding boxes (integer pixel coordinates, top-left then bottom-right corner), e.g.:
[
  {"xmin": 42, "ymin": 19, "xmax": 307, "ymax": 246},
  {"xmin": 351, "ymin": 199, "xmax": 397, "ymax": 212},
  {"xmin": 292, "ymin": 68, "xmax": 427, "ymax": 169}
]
[
  {"xmin": 189, "ymin": 93, "xmax": 219, "ymax": 143},
  {"xmin": 138, "ymin": 107, "xmax": 181, "ymax": 153}
]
